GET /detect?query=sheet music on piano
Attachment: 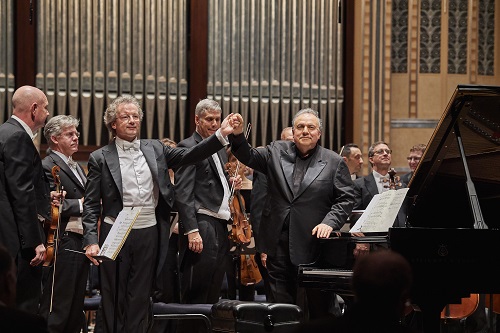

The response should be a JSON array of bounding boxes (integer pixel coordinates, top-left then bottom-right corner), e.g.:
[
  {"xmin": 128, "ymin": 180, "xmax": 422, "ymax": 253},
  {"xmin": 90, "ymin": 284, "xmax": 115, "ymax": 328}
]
[{"xmin": 350, "ymin": 188, "xmax": 409, "ymax": 232}]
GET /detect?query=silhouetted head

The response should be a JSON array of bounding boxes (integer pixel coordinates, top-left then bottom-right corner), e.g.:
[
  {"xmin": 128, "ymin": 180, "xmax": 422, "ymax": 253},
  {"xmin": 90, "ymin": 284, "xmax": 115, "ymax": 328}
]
[{"xmin": 352, "ymin": 250, "xmax": 412, "ymax": 317}]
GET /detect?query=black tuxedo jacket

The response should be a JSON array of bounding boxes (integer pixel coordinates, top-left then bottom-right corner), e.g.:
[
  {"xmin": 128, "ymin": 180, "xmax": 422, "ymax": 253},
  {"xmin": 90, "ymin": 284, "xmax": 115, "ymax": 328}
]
[
  {"xmin": 42, "ymin": 152, "xmax": 86, "ymax": 231},
  {"xmin": 353, "ymin": 173, "xmax": 407, "ymax": 227},
  {"xmin": 175, "ymin": 131, "xmax": 229, "ymax": 232},
  {"xmin": 175, "ymin": 131, "xmax": 230, "ymax": 262},
  {"xmin": 83, "ymin": 135, "xmax": 224, "ymax": 276},
  {"xmin": 229, "ymin": 135, "xmax": 355, "ymax": 266},
  {"xmin": 0, "ymin": 118, "xmax": 50, "ymax": 258},
  {"xmin": 249, "ymin": 170, "xmax": 268, "ymax": 241}
]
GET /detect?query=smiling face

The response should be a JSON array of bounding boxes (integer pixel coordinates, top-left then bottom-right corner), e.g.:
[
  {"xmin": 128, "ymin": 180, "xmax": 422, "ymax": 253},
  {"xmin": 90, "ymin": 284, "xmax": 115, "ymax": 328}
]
[
  {"xmin": 292, "ymin": 113, "xmax": 321, "ymax": 155},
  {"xmin": 112, "ymin": 103, "xmax": 141, "ymax": 142},
  {"xmin": 369, "ymin": 143, "xmax": 392, "ymax": 172},
  {"xmin": 195, "ymin": 109, "xmax": 221, "ymax": 139},
  {"xmin": 407, "ymin": 151, "xmax": 423, "ymax": 172}
]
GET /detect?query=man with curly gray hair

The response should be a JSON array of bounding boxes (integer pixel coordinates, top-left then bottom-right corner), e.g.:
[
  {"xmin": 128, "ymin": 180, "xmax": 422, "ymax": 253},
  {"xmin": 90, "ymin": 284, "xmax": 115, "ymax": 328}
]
[{"xmin": 82, "ymin": 95, "xmax": 240, "ymax": 332}]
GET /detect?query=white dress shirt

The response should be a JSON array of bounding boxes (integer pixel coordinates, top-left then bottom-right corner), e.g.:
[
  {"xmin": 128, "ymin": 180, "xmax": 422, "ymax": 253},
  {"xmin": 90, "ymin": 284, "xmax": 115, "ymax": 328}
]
[{"xmin": 103, "ymin": 137, "xmax": 159, "ymax": 229}]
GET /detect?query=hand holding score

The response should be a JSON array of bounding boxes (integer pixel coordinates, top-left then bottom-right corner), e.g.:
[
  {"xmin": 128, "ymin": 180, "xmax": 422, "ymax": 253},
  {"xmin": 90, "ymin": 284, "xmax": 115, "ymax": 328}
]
[{"xmin": 85, "ymin": 244, "xmax": 101, "ymax": 265}]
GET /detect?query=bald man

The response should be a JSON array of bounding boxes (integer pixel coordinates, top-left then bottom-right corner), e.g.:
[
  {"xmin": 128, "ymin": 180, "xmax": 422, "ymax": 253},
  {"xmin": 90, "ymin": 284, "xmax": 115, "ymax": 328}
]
[{"xmin": 0, "ymin": 85, "xmax": 51, "ymax": 313}]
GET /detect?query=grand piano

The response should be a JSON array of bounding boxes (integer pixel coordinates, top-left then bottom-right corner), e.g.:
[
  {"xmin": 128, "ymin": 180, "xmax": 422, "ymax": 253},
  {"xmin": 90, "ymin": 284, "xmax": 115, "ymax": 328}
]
[
  {"xmin": 298, "ymin": 85, "xmax": 500, "ymax": 332},
  {"xmin": 389, "ymin": 84, "xmax": 500, "ymax": 332}
]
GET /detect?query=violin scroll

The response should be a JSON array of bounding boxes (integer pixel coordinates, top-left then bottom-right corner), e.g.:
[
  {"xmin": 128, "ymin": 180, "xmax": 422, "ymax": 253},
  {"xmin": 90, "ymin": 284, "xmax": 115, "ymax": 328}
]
[{"xmin": 383, "ymin": 168, "xmax": 402, "ymax": 190}]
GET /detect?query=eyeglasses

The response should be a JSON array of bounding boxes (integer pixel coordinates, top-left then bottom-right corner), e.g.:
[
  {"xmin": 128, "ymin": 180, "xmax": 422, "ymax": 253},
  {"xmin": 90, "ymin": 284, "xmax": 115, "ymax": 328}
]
[
  {"xmin": 118, "ymin": 114, "xmax": 140, "ymax": 123},
  {"xmin": 407, "ymin": 156, "xmax": 421, "ymax": 162},
  {"xmin": 60, "ymin": 131, "xmax": 80, "ymax": 139},
  {"xmin": 374, "ymin": 148, "xmax": 392, "ymax": 155}
]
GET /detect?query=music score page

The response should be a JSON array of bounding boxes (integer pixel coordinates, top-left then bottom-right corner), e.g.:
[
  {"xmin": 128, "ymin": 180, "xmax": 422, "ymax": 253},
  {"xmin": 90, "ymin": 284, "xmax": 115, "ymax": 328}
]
[
  {"xmin": 98, "ymin": 207, "xmax": 142, "ymax": 260},
  {"xmin": 350, "ymin": 189, "xmax": 409, "ymax": 233}
]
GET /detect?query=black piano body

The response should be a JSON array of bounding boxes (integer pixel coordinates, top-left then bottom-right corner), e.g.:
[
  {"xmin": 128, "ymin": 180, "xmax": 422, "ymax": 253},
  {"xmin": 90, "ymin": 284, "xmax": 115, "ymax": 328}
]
[
  {"xmin": 389, "ymin": 84, "xmax": 500, "ymax": 332},
  {"xmin": 298, "ymin": 233, "xmax": 387, "ymax": 299}
]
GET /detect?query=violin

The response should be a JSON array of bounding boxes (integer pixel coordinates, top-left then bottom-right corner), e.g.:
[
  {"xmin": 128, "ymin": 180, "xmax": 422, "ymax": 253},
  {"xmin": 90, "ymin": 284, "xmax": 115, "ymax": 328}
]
[
  {"xmin": 44, "ymin": 165, "xmax": 63, "ymax": 266},
  {"xmin": 224, "ymin": 123, "xmax": 252, "ymax": 245},
  {"xmin": 45, "ymin": 165, "xmax": 64, "ymax": 313},
  {"xmin": 239, "ymin": 254, "xmax": 262, "ymax": 286},
  {"xmin": 225, "ymin": 155, "xmax": 252, "ymax": 245}
]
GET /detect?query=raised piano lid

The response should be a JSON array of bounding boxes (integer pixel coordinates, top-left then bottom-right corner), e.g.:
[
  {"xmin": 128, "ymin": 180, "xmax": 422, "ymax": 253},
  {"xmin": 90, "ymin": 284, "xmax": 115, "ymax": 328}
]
[{"xmin": 406, "ymin": 84, "xmax": 500, "ymax": 229}]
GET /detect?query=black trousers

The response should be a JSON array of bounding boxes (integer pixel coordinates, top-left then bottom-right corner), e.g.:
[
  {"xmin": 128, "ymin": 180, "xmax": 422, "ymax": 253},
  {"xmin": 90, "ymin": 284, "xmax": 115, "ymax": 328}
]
[
  {"xmin": 177, "ymin": 215, "xmax": 229, "ymax": 333},
  {"xmin": 99, "ymin": 223, "xmax": 158, "ymax": 333},
  {"xmin": 16, "ymin": 247, "xmax": 43, "ymax": 314},
  {"xmin": 179, "ymin": 215, "xmax": 229, "ymax": 304},
  {"xmin": 266, "ymin": 227, "xmax": 339, "ymax": 320},
  {"xmin": 39, "ymin": 231, "xmax": 89, "ymax": 333}
]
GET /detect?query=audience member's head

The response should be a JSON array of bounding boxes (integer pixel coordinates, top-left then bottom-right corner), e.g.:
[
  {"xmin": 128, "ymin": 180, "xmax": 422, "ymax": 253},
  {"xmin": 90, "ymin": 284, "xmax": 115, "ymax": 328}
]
[
  {"xmin": 340, "ymin": 143, "xmax": 363, "ymax": 176},
  {"xmin": 0, "ymin": 245, "xmax": 16, "ymax": 307},
  {"xmin": 407, "ymin": 144, "xmax": 426, "ymax": 173},
  {"xmin": 352, "ymin": 250, "xmax": 412, "ymax": 318}
]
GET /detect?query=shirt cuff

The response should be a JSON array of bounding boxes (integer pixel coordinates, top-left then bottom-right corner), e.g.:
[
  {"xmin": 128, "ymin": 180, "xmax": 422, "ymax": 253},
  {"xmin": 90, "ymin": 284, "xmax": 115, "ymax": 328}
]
[
  {"xmin": 79, "ymin": 199, "xmax": 83, "ymax": 214},
  {"xmin": 215, "ymin": 129, "xmax": 229, "ymax": 146},
  {"xmin": 184, "ymin": 228, "xmax": 199, "ymax": 235}
]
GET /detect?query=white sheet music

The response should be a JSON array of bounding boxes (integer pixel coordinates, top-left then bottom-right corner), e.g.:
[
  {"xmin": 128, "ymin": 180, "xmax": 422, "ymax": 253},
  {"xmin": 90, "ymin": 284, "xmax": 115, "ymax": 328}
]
[
  {"xmin": 350, "ymin": 189, "xmax": 409, "ymax": 232},
  {"xmin": 98, "ymin": 207, "xmax": 142, "ymax": 260}
]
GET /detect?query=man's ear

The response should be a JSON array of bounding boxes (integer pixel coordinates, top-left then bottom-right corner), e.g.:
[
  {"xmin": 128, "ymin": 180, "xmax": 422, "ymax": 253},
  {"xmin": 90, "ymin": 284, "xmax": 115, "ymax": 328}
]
[
  {"xmin": 342, "ymin": 156, "xmax": 348, "ymax": 163},
  {"xmin": 50, "ymin": 136, "xmax": 59, "ymax": 145}
]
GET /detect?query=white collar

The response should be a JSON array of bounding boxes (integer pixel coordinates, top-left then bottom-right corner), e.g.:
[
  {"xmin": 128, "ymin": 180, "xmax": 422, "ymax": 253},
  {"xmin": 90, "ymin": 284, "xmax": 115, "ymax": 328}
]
[
  {"xmin": 11, "ymin": 115, "xmax": 36, "ymax": 139},
  {"xmin": 115, "ymin": 136, "xmax": 140, "ymax": 151}
]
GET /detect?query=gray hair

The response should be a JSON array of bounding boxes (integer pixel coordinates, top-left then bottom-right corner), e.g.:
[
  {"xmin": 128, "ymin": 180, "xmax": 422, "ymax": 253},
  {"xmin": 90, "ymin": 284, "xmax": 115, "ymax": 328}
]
[
  {"xmin": 44, "ymin": 115, "xmax": 80, "ymax": 143},
  {"xmin": 104, "ymin": 95, "xmax": 144, "ymax": 135},
  {"xmin": 292, "ymin": 108, "xmax": 323, "ymax": 132},
  {"xmin": 195, "ymin": 99, "xmax": 222, "ymax": 117}
]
